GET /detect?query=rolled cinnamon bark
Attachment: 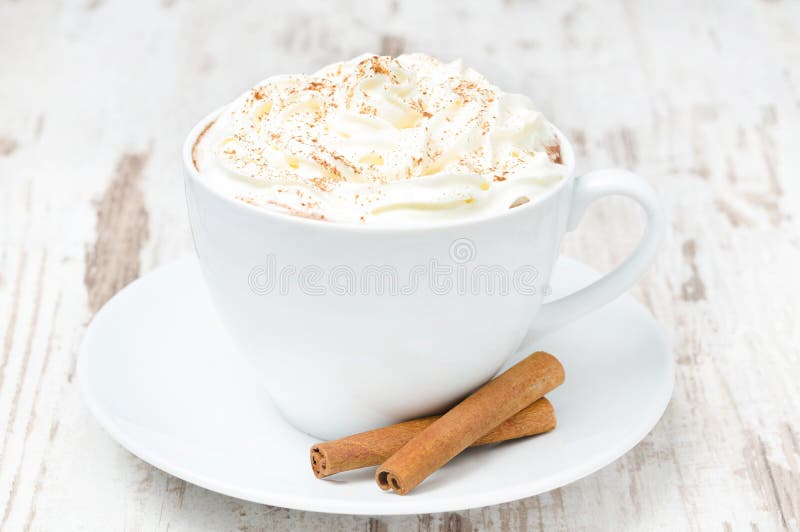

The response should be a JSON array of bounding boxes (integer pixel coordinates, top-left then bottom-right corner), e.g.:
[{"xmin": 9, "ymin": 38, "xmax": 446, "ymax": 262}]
[
  {"xmin": 375, "ymin": 351, "xmax": 564, "ymax": 495},
  {"xmin": 310, "ymin": 397, "xmax": 555, "ymax": 479}
]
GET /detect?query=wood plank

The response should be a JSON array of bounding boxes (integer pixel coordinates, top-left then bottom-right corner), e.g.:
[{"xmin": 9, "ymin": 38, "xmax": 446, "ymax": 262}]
[{"xmin": 0, "ymin": 0, "xmax": 798, "ymax": 529}]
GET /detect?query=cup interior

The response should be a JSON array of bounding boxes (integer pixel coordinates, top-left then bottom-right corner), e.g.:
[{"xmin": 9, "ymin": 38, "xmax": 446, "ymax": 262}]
[{"xmin": 182, "ymin": 108, "xmax": 577, "ymax": 232}]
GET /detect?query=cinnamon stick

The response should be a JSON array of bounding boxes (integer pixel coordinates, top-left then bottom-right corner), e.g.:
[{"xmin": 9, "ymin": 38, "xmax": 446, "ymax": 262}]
[
  {"xmin": 376, "ymin": 351, "xmax": 564, "ymax": 495},
  {"xmin": 310, "ymin": 397, "xmax": 555, "ymax": 479}
]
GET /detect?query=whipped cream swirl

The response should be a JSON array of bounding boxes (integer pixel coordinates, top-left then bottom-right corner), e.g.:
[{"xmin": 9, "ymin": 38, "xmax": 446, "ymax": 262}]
[{"xmin": 193, "ymin": 53, "xmax": 567, "ymax": 225}]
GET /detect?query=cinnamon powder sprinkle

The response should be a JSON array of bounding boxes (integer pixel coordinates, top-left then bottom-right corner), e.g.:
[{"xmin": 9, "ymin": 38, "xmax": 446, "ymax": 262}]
[
  {"xmin": 546, "ymin": 142, "xmax": 562, "ymax": 164},
  {"xmin": 205, "ymin": 54, "xmax": 566, "ymax": 210}
]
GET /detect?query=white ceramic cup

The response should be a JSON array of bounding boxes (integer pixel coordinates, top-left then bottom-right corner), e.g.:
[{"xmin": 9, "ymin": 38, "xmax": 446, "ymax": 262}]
[{"xmin": 183, "ymin": 110, "xmax": 665, "ymax": 439}]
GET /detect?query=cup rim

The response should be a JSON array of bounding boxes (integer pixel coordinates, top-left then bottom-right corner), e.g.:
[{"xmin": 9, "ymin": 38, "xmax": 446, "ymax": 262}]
[{"xmin": 182, "ymin": 107, "xmax": 577, "ymax": 234}]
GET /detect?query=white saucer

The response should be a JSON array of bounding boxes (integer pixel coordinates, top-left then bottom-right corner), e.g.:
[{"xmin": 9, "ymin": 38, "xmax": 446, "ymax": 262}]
[{"xmin": 79, "ymin": 256, "xmax": 673, "ymax": 515}]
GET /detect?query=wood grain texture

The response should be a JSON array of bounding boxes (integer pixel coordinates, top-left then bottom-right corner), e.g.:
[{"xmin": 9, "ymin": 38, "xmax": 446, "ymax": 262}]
[
  {"xmin": 84, "ymin": 151, "xmax": 150, "ymax": 313},
  {"xmin": 1, "ymin": 0, "xmax": 798, "ymax": 530}
]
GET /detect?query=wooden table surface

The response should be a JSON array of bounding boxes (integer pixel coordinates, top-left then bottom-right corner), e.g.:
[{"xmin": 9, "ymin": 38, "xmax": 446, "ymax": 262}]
[{"xmin": 2, "ymin": 1, "xmax": 799, "ymax": 530}]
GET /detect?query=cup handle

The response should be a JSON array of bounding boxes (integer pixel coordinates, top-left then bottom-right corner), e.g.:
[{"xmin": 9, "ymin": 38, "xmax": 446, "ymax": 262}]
[{"xmin": 522, "ymin": 169, "xmax": 665, "ymax": 343}]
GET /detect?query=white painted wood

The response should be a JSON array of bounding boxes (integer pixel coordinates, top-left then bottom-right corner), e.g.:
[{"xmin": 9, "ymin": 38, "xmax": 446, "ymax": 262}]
[{"xmin": 1, "ymin": 0, "xmax": 798, "ymax": 530}]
